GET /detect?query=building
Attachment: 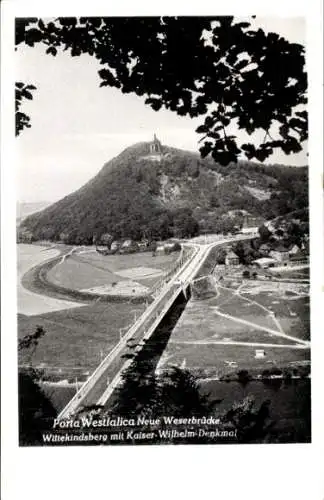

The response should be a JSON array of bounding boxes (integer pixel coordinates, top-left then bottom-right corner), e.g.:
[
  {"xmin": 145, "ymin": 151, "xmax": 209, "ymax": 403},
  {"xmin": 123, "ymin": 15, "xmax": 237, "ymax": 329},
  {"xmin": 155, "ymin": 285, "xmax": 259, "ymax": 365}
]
[
  {"xmin": 252, "ymin": 257, "xmax": 277, "ymax": 269},
  {"xmin": 149, "ymin": 134, "xmax": 162, "ymax": 155},
  {"xmin": 255, "ymin": 349, "xmax": 266, "ymax": 359},
  {"xmin": 269, "ymin": 246, "xmax": 290, "ymax": 262},
  {"xmin": 289, "ymin": 252, "xmax": 309, "ymax": 265},
  {"xmin": 121, "ymin": 239, "xmax": 133, "ymax": 249},
  {"xmin": 225, "ymin": 250, "xmax": 240, "ymax": 266},
  {"xmin": 156, "ymin": 245, "xmax": 166, "ymax": 255},
  {"xmin": 138, "ymin": 240, "xmax": 149, "ymax": 251},
  {"xmin": 241, "ymin": 215, "xmax": 265, "ymax": 235},
  {"xmin": 288, "ymin": 244, "xmax": 300, "ymax": 256},
  {"xmin": 120, "ymin": 239, "xmax": 138, "ymax": 254},
  {"xmin": 259, "ymin": 243, "xmax": 271, "ymax": 255},
  {"xmin": 110, "ymin": 241, "xmax": 121, "ymax": 252},
  {"xmin": 17, "ymin": 227, "xmax": 34, "ymax": 243}
]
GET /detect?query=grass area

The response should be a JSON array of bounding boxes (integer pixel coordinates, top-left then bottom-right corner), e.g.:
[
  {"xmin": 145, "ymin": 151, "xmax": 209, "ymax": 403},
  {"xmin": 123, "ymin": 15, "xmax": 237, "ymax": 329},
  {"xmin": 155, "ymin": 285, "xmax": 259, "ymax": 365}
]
[
  {"xmin": 75, "ymin": 250, "xmax": 179, "ymax": 272},
  {"xmin": 18, "ymin": 301, "xmax": 146, "ymax": 378},
  {"xmin": 159, "ymin": 343, "xmax": 310, "ymax": 377},
  {"xmin": 47, "ymin": 256, "xmax": 119, "ymax": 290},
  {"xmin": 240, "ymin": 292, "xmax": 310, "ymax": 341},
  {"xmin": 169, "ymin": 301, "xmax": 289, "ymax": 345},
  {"xmin": 159, "ymin": 275, "xmax": 310, "ymax": 377},
  {"xmin": 269, "ymin": 267, "xmax": 310, "ymax": 279},
  {"xmin": 46, "ymin": 251, "xmax": 179, "ymax": 291}
]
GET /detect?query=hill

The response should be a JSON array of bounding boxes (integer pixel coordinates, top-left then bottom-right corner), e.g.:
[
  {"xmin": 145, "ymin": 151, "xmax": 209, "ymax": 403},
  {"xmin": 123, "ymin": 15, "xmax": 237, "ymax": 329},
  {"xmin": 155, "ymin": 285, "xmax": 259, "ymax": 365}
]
[
  {"xmin": 17, "ymin": 201, "xmax": 52, "ymax": 223},
  {"xmin": 19, "ymin": 139, "xmax": 308, "ymax": 244}
]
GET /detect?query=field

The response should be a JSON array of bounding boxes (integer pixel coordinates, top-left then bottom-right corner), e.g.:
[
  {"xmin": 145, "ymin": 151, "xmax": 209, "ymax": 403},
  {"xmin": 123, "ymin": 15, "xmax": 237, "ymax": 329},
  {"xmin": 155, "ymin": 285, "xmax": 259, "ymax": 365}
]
[
  {"xmin": 18, "ymin": 244, "xmax": 182, "ymax": 382},
  {"xmin": 46, "ymin": 249, "xmax": 179, "ymax": 294},
  {"xmin": 157, "ymin": 278, "xmax": 310, "ymax": 378},
  {"xmin": 159, "ymin": 343, "xmax": 310, "ymax": 377},
  {"xmin": 18, "ymin": 301, "xmax": 146, "ymax": 381}
]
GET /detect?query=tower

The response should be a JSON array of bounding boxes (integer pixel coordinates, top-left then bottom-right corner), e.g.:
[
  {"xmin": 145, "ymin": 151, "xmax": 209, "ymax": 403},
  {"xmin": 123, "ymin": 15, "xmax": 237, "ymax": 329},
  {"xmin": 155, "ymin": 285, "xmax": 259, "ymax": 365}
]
[{"xmin": 150, "ymin": 133, "xmax": 162, "ymax": 154}]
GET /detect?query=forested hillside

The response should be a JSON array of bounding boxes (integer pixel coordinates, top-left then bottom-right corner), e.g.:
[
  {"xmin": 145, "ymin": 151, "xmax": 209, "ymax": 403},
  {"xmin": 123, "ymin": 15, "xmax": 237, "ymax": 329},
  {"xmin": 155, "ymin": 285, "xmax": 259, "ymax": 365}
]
[{"xmin": 19, "ymin": 141, "xmax": 308, "ymax": 244}]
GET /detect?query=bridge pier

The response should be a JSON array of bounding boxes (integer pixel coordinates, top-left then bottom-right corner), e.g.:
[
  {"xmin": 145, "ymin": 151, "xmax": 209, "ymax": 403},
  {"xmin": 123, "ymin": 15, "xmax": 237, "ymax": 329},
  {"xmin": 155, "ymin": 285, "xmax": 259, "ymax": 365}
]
[{"xmin": 181, "ymin": 284, "xmax": 191, "ymax": 300}]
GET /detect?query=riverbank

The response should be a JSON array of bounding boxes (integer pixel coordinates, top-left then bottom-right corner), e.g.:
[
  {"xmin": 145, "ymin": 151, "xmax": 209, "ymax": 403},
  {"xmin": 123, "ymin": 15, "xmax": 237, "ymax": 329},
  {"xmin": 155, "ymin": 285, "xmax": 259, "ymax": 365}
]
[{"xmin": 17, "ymin": 244, "xmax": 86, "ymax": 315}]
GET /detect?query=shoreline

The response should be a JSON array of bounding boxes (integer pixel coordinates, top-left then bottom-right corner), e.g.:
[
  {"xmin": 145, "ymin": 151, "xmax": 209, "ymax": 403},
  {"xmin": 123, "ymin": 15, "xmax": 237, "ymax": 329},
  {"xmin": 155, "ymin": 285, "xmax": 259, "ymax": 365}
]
[
  {"xmin": 19, "ymin": 243, "xmax": 159, "ymax": 307},
  {"xmin": 17, "ymin": 244, "xmax": 87, "ymax": 315}
]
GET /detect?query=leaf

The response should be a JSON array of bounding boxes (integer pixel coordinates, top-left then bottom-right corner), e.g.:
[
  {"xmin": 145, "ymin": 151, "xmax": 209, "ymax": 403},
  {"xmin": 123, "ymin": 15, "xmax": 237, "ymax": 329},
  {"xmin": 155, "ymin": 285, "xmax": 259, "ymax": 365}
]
[
  {"xmin": 196, "ymin": 124, "xmax": 208, "ymax": 133},
  {"xmin": 22, "ymin": 89, "xmax": 33, "ymax": 100},
  {"xmin": 235, "ymin": 59, "xmax": 250, "ymax": 71},
  {"xmin": 145, "ymin": 97, "xmax": 163, "ymax": 111},
  {"xmin": 46, "ymin": 46, "xmax": 57, "ymax": 56}
]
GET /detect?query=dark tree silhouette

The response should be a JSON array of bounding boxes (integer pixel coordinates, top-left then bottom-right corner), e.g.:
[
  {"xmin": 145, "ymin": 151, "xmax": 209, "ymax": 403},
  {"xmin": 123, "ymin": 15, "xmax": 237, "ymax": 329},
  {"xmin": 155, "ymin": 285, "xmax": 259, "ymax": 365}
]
[
  {"xmin": 18, "ymin": 326, "xmax": 57, "ymax": 445},
  {"xmin": 15, "ymin": 81, "xmax": 37, "ymax": 135},
  {"xmin": 18, "ymin": 325, "xmax": 46, "ymax": 366},
  {"xmin": 15, "ymin": 17, "xmax": 307, "ymax": 165}
]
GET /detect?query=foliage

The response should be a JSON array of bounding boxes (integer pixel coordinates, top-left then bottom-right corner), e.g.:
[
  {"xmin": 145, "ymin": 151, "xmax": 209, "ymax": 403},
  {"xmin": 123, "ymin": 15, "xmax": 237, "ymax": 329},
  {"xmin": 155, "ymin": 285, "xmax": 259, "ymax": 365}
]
[
  {"xmin": 234, "ymin": 240, "xmax": 258, "ymax": 265},
  {"xmin": 18, "ymin": 326, "xmax": 57, "ymax": 445},
  {"xmin": 18, "ymin": 325, "xmax": 46, "ymax": 366},
  {"xmin": 214, "ymin": 247, "xmax": 227, "ymax": 264},
  {"xmin": 222, "ymin": 395, "xmax": 274, "ymax": 443},
  {"xmin": 19, "ymin": 370, "xmax": 57, "ymax": 445},
  {"xmin": 15, "ymin": 16, "xmax": 307, "ymax": 164},
  {"xmin": 18, "ymin": 325, "xmax": 46, "ymax": 352},
  {"xmin": 19, "ymin": 142, "xmax": 308, "ymax": 245},
  {"xmin": 106, "ymin": 349, "xmax": 274, "ymax": 443},
  {"xmin": 15, "ymin": 81, "xmax": 37, "ymax": 135},
  {"xmin": 258, "ymin": 224, "xmax": 272, "ymax": 241},
  {"xmin": 237, "ymin": 369, "xmax": 252, "ymax": 385}
]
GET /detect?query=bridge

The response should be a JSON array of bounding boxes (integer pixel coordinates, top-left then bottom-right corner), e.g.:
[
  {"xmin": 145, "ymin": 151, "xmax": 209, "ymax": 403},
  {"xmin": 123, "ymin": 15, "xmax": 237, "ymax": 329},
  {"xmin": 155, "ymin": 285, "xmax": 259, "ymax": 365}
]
[{"xmin": 58, "ymin": 235, "xmax": 252, "ymax": 419}]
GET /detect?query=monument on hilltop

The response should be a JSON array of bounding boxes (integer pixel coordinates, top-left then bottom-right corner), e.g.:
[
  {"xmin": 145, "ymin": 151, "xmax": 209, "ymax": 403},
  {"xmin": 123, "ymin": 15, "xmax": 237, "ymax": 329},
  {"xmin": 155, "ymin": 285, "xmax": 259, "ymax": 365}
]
[{"xmin": 149, "ymin": 133, "xmax": 162, "ymax": 155}]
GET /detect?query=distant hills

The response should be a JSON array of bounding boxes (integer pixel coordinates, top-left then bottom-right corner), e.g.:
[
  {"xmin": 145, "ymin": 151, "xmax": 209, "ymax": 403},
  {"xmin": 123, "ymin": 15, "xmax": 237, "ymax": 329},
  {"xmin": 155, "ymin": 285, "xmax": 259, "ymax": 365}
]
[
  {"xmin": 17, "ymin": 201, "xmax": 52, "ymax": 223},
  {"xmin": 19, "ymin": 139, "xmax": 308, "ymax": 245}
]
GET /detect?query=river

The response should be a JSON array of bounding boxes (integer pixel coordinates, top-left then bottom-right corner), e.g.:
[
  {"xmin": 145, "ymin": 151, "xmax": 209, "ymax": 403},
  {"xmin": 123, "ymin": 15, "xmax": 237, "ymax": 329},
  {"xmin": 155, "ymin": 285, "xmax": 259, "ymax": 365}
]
[{"xmin": 17, "ymin": 244, "xmax": 85, "ymax": 316}]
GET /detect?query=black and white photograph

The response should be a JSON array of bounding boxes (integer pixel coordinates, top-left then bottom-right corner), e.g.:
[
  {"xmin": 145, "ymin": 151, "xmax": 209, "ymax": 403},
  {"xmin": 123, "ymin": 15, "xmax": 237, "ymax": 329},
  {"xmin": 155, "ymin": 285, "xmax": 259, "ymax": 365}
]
[{"xmin": 12, "ymin": 14, "xmax": 313, "ymax": 448}]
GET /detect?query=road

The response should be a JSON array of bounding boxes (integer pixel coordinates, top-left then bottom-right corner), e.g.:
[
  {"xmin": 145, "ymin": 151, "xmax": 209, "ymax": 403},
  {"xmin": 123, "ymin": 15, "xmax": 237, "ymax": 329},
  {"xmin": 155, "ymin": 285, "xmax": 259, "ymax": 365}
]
[
  {"xmin": 58, "ymin": 236, "xmax": 251, "ymax": 418},
  {"xmin": 211, "ymin": 309, "xmax": 309, "ymax": 346}
]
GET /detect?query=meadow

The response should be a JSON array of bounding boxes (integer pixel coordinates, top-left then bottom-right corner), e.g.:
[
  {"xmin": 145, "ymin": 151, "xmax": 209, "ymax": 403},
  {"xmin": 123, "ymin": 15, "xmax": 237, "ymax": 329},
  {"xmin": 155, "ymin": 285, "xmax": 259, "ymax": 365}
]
[
  {"xmin": 159, "ymin": 342, "xmax": 310, "ymax": 377},
  {"xmin": 18, "ymin": 301, "xmax": 146, "ymax": 381},
  {"xmin": 158, "ymin": 278, "xmax": 310, "ymax": 378},
  {"xmin": 46, "ymin": 250, "xmax": 179, "ymax": 292}
]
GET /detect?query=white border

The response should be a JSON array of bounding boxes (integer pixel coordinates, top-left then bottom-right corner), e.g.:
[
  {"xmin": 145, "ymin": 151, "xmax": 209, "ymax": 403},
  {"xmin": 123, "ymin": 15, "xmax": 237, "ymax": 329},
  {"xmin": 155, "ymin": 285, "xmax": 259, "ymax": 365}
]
[{"xmin": 1, "ymin": 1, "xmax": 323, "ymax": 499}]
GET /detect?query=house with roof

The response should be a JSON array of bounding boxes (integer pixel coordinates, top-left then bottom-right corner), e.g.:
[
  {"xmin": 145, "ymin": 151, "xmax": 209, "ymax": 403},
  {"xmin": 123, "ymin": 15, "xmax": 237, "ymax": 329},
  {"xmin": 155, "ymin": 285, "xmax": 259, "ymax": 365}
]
[
  {"xmin": 289, "ymin": 251, "xmax": 309, "ymax": 265},
  {"xmin": 110, "ymin": 241, "xmax": 121, "ymax": 253},
  {"xmin": 288, "ymin": 244, "xmax": 300, "ymax": 256},
  {"xmin": 269, "ymin": 245, "xmax": 290, "ymax": 262},
  {"xmin": 120, "ymin": 239, "xmax": 138, "ymax": 253},
  {"xmin": 259, "ymin": 243, "xmax": 271, "ymax": 255},
  {"xmin": 225, "ymin": 250, "xmax": 240, "ymax": 266},
  {"xmin": 241, "ymin": 215, "xmax": 265, "ymax": 235},
  {"xmin": 252, "ymin": 257, "xmax": 277, "ymax": 269}
]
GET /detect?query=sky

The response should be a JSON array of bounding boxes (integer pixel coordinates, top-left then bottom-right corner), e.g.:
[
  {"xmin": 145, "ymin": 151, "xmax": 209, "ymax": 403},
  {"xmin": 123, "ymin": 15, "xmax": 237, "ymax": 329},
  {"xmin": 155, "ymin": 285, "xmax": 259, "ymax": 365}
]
[{"xmin": 16, "ymin": 16, "xmax": 307, "ymax": 203}]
